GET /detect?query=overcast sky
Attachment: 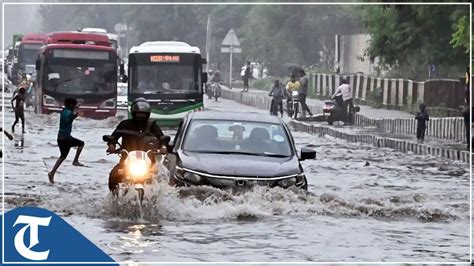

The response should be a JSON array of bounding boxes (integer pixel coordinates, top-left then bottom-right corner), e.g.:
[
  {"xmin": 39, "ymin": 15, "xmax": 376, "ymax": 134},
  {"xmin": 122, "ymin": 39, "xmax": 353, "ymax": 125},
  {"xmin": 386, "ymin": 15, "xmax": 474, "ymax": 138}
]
[{"xmin": 1, "ymin": 1, "xmax": 43, "ymax": 50}]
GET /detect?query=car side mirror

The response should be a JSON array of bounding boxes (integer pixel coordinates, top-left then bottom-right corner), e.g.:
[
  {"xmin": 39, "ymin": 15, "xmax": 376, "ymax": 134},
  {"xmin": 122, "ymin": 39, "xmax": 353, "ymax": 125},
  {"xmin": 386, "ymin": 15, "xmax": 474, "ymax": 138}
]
[
  {"xmin": 299, "ymin": 147, "xmax": 316, "ymax": 161},
  {"xmin": 202, "ymin": 58, "xmax": 207, "ymax": 64},
  {"xmin": 35, "ymin": 59, "xmax": 40, "ymax": 70}
]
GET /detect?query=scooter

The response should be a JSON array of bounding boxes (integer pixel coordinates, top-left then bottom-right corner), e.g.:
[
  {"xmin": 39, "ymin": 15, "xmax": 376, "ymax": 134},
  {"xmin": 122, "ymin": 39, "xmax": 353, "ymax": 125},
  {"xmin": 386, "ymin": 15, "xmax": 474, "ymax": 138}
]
[
  {"xmin": 103, "ymin": 134, "xmax": 169, "ymax": 205},
  {"xmin": 323, "ymin": 94, "xmax": 360, "ymax": 125},
  {"xmin": 286, "ymin": 91, "xmax": 300, "ymax": 119}
]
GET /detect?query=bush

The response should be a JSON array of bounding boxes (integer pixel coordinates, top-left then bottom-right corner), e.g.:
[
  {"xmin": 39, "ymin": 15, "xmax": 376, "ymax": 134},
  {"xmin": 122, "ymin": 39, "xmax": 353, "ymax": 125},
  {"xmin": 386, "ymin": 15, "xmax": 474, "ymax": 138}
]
[{"xmin": 366, "ymin": 87, "xmax": 384, "ymax": 108}]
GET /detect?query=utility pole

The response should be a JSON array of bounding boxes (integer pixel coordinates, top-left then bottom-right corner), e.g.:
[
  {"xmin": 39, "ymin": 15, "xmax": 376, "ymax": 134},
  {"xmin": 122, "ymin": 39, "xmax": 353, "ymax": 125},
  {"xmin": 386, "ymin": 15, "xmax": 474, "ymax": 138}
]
[{"xmin": 206, "ymin": 14, "xmax": 212, "ymax": 73}]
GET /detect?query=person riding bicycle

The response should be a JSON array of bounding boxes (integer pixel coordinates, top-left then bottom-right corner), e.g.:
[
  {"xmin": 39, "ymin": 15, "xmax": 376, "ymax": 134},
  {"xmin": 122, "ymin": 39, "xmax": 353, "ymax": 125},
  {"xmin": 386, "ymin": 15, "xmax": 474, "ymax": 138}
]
[{"xmin": 106, "ymin": 98, "xmax": 170, "ymax": 193}]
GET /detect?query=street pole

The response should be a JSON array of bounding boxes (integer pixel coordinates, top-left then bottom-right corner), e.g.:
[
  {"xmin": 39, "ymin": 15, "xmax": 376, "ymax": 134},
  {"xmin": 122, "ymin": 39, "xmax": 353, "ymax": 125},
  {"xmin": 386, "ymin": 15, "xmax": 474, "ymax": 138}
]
[
  {"xmin": 206, "ymin": 14, "xmax": 211, "ymax": 73},
  {"xmin": 229, "ymin": 43, "xmax": 233, "ymax": 89}
]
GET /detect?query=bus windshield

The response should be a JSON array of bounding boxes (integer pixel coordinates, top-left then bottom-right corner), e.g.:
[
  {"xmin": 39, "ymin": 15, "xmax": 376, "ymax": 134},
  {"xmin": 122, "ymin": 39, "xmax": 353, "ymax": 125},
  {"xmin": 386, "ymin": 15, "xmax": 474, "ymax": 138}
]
[
  {"xmin": 19, "ymin": 43, "xmax": 42, "ymax": 65},
  {"xmin": 129, "ymin": 53, "xmax": 201, "ymax": 94},
  {"xmin": 43, "ymin": 49, "xmax": 117, "ymax": 95}
]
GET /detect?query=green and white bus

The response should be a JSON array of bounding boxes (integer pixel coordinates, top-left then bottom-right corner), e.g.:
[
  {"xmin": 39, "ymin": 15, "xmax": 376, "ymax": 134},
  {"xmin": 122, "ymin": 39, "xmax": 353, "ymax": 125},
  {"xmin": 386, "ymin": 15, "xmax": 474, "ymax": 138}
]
[{"xmin": 127, "ymin": 41, "xmax": 207, "ymax": 126}]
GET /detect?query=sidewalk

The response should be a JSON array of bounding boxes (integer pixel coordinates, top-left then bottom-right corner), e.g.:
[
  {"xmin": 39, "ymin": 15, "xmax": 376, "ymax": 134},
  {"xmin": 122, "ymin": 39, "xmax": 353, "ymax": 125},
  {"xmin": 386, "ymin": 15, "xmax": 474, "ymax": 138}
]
[
  {"xmin": 220, "ymin": 86, "xmax": 469, "ymax": 162},
  {"xmin": 243, "ymin": 87, "xmax": 413, "ymax": 119}
]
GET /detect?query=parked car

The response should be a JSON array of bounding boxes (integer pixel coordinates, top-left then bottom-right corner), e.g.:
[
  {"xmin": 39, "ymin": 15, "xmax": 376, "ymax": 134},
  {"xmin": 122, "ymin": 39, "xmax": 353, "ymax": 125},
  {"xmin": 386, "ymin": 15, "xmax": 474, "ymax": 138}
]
[{"xmin": 167, "ymin": 111, "xmax": 316, "ymax": 190}]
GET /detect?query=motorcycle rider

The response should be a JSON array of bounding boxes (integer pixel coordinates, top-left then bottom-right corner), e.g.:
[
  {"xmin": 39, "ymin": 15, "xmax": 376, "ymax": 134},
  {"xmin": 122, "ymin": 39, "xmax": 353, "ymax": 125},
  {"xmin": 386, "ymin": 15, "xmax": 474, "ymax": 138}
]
[
  {"xmin": 332, "ymin": 78, "xmax": 353, "ymax": 124},
  {"xmin": 268, "ymin": 79, "xmax": 287, "ymax": 117},
  {"xmin": 106, "ymin": 98, "xmax": 170, "ymax": 193},
  {"xmin": 285, "ymin": 74, "xmax": 300, "ymax": 117}
]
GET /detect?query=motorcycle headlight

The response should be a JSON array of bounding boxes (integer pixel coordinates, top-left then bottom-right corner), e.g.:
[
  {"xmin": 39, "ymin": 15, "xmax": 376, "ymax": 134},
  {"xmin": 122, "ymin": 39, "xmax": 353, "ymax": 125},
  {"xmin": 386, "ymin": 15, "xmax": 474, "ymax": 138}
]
[
  {"xmin": 292, "ymin": 91, "xmax": 299, "ymax": 97},
  {"xmin": 128, "ymin": 160, "xmax": 148, "ymax": 178}
]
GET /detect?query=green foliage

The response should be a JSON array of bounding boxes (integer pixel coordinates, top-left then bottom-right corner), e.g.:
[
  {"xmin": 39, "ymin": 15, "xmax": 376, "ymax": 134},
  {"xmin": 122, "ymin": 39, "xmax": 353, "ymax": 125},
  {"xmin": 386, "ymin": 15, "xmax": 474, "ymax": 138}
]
[
  {"xmin": 361, "ymin": 5, "xmax": 469, "ymax": 80},
  {"xmin": 38, "ymin": 4, "xmax": 361, "ymax": 76},
  {"xmin": 37, "ymin": 4, "xmax": 468, "ymax": 81},
  {"xmin": 450, "ymin": 15, "xmax": 470, "ymax": 53}
]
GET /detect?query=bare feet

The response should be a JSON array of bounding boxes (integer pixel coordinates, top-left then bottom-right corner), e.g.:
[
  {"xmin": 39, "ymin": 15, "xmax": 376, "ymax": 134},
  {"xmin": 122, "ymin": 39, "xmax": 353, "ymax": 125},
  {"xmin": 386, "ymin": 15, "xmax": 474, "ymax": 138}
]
[
  {"xmin": 72, "ymin": 161, "xmax": 84, "ymax": 166},
  {"xmin": 48, "ymin": 172, "xmax": 54, "ymax": 184}
]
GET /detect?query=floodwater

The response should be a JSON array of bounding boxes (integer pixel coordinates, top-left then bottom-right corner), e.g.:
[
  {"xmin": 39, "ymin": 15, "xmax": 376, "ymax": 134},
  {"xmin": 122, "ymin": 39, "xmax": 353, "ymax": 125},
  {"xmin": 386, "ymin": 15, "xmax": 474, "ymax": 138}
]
[{"xmin": 2, "ymin": 98, "xmax": 470, "ymax": 262}]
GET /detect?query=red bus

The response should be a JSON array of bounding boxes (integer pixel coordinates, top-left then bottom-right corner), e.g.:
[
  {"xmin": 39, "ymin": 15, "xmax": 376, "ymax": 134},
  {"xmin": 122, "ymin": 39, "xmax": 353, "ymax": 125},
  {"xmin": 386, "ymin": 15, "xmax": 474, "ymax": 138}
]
[
  {"xmin": 35, "ymin": 31, "xmax": 119, "ymax": 119},
  {"xmin": 12, "ymin": 33, "xmax": 47, "ymax": 83}
]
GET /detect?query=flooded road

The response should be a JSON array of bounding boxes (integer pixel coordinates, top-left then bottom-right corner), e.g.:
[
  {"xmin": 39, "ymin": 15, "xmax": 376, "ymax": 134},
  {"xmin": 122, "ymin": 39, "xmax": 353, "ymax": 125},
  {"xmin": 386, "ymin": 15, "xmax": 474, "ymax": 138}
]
[{"xmin": 2, "ymin": 98, "xmax": 470, "ymax": 262}]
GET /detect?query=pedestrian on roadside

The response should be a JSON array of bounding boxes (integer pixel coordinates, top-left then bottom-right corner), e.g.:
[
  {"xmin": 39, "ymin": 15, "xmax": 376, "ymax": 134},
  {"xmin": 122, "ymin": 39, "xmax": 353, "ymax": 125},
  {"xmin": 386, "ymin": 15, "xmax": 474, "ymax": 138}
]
[
  {"xmin": 415, "ymin": 103, "xmax": 429, "ymax": 144},
  {"xmin": 298, "ymin": 69, "xmax": 313, "ymax": 118},
  {"xmin": 268, "ymin": 79, "xmax": 287, "ymax": 117},
  {"xmin": 0, "ymin": 127, "xmax": 14, "ymax": 159},
  {"xmin": 11, "ymin": 87, "xmax": 26, "ymax": 134},
  {"xmin": 48, "ymin": 97, "xmax": 85, "ymax": 184},
  {"xmin": 462, "ymin": 105, "xmax": 470, "ymax": 151},
  {"xmin": 242, "ymin": 61, "xmax": 251, "ymax": 92}
]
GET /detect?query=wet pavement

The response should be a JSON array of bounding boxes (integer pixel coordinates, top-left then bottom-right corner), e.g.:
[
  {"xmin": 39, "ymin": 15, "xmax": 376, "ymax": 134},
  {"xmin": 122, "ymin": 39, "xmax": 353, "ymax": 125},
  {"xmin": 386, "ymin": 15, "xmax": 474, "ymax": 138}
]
[{"xmin": 1, "ymin": 97, "xmax": 470, "ymax": 262}]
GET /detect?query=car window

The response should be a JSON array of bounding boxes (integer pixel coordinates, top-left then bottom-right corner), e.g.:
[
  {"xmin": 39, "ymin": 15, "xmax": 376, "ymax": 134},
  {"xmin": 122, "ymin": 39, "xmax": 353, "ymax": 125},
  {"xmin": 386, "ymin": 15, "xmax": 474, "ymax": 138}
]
[{"xmin": 182, "ymin": 119, "xmax": 292, "ymax": 157}]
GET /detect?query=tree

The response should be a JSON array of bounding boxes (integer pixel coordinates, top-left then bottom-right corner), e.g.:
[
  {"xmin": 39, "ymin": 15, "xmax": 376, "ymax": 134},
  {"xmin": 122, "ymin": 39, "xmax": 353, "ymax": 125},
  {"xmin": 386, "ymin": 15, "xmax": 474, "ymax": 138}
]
[{"xmin": 361, "ymin": 5, "xmax": 469, "ymax": 79}]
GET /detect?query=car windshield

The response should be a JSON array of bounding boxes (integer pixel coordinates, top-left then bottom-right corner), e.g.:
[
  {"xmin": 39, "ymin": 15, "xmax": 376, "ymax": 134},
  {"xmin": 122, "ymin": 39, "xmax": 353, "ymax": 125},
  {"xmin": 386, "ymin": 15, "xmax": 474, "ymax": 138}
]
[{"xmin": 183, "ymin": 120, "xmax": 293, "ymax": 157}]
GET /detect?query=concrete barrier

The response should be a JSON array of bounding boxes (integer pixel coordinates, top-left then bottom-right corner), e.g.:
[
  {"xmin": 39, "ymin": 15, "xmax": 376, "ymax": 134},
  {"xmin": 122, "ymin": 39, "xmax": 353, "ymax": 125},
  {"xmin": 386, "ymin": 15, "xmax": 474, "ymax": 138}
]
[
  {"xmin": 310, "ymin": 73, "xmax": 465, "ymax": 112},
  {"xmin": 352, "ymin": 114, "xmax": 466, "ymax": 142},
  {"xmin": 290, "ymin": 120, "xmax": 469, "ymax": 163},
  {"xmin": 222, "ymin": 87, "xmax": 466, "ymax": 143},
  {"xmin": 221, "ymin": 88, "xmax": 468, "ymax": 162}
]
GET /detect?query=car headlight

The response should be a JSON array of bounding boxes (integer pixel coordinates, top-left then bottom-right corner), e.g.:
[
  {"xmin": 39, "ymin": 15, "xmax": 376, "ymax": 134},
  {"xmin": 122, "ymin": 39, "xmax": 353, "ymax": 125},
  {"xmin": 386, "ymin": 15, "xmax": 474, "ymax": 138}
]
[
  {"xmin": 100, "ymin": 98, "xmax": 116, "ymax": 109},
  {"xmin": 43, "ymin": 95, "xmax": 60, "ymax": 107},
  {"xmin": 176, "ymin": 167, "xmax": 202, "ymax": 183},
  {"xmin": 278, "ymin": 177, "xmax": 296, "ymax": 187},
  {"xmin": 278, "ymin": 173, "xmax": 306, "ymax": 187},
  {"xmin": 295, "ymin": 173, "xmax": 306, "ymax": 186}
]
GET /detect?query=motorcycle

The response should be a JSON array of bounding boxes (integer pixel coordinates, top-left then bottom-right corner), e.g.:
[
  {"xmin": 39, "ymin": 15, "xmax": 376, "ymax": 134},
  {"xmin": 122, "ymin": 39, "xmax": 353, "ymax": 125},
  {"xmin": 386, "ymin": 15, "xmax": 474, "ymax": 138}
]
[
  {"xmin": 286, "ymin": 90, "xmax": 300, "ymax": 119},
  {"xmin": 323, "ymin": 94, "xmax": 360, "ymax": 125},
  {"xmin": 102, "ymin": 134, "xmax": 170, "ymax": 205},
  {"xmin": 206, "ymin": 82, "xmax": 221, "ymax": 101}
]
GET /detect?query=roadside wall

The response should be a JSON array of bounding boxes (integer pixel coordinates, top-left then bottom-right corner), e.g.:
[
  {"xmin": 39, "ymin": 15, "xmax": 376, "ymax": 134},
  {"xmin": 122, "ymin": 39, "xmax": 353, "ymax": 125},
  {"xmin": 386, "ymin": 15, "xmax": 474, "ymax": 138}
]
[
  {"xmin": 221, "ymin": 88, "xmax": 466, "ymax": 142},
  {"xmin": 309, "ymin": 74, "xmax": 465, "ymax": 112},
  {"xmin": 221, "ymin": 88, "xmax": 469, "ymax": 163}
]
